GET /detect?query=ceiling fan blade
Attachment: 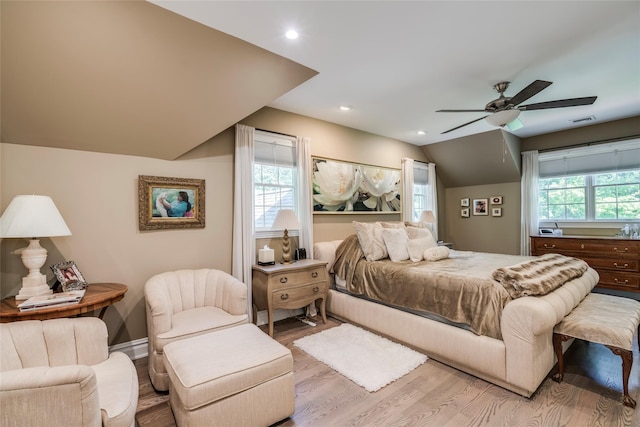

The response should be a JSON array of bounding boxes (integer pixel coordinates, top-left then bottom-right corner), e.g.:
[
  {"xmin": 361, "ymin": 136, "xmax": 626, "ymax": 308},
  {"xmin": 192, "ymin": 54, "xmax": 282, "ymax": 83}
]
[
  {"xmin": 441, "ymin": 116, "xmax": 488, "ymax": 134},
  {"xmin": 436, "ymin": 109, "xmax": 486, "ymax": 113},
  {"xmin": 519, "ymin": 96, "xmax": 597, "ymax": 110},
  {"xmin": 508, "ymin": 80, "xmax": 553, "ymax": 106}
]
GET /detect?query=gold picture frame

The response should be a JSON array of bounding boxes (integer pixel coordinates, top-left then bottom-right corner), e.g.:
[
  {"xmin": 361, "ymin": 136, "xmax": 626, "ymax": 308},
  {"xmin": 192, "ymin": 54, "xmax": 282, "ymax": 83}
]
[{"xmin": 138, "ymin": 175, "xmax": 205, "ymax": 230}]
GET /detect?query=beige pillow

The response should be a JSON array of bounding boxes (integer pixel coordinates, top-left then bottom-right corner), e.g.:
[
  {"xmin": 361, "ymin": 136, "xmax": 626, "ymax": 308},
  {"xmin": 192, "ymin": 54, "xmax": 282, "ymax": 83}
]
[
  {"xmin": 353, "ymin": 221, "xmax": 387, "ymax": 261},
  {"xmin": 407, "ymin": 237, "xmax": 432, "ymax": 262},
  {"xmin": 406, "ymin": 226, "xmax": 438, "ymax": 248},
  {"xmin": 404, "ymin": 221, "xmax": 429, "ymax": 228},
  {"xmin": 379, "ymin": 221, "xmax": 406, "ymax": 229},
  {"xmin": 382, "ymin": 228, "xmax": 409, "ymax": 262},
  {"xmin": 424, "ymin": 245, "xmax": 450, "ymax": 261}
]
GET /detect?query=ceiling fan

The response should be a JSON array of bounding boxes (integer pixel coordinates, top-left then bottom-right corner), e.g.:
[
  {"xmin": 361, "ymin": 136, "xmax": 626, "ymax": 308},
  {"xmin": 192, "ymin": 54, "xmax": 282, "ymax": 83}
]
[{"xmin": 437, "ymin": 80, "xmax": 597, "ymax": 134}]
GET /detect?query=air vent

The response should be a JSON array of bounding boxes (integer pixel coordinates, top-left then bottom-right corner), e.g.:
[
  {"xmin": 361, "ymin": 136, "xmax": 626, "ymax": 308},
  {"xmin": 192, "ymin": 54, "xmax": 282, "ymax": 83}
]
[{"xmin": 570, "ymin": 115, "xmax": 596, "ymax": 124}]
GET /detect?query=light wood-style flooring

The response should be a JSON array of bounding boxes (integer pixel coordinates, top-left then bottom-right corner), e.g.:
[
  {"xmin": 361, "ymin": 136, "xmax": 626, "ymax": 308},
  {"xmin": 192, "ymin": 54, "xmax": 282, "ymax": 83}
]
[{"xmin": 135, "ymin": 317, "xmax": 639, "ymax": 427}]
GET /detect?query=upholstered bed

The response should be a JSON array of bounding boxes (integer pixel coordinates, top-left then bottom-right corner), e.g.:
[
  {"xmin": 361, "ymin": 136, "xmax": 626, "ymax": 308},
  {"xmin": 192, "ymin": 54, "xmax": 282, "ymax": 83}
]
[{"xmin": 313, "ymin": 232, "xmax": 599, "ymax": 397}]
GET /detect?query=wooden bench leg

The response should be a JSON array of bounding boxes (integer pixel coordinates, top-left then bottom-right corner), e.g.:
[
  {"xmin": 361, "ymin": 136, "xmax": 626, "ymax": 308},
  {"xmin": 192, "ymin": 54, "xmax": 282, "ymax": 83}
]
[
  {"xmin": 552, "ymin": 333, "xmax": 570, "ymax": 383},
  {"xmin": 605, "ymin": 345, "xmax": 636, "ymax": 409}
]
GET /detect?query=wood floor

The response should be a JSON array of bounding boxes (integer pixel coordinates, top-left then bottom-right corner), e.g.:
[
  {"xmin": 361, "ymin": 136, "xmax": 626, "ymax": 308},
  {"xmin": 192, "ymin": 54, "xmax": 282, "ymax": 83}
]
[{"xmin": 135, "ymin": 317, "xmax": 639, "ymax": 427}]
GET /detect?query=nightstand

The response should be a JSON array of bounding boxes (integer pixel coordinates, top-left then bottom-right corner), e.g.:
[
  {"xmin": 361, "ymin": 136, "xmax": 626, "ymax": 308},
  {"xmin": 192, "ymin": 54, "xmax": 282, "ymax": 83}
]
[{"xmin": 252, "ymin": 259, "xmax": 329, "ymax": 337}]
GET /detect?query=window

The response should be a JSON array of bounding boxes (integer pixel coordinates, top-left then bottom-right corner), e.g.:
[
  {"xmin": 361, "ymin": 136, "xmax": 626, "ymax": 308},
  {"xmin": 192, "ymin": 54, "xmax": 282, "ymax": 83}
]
[
  {"xmin": 412, "ymin": 162, "xmax": 430, "ymax": 221},
  {"xmin": 254, "ymin": 131, "xmax": 297, "ymax": 234},
  {"xmin": 538, "ymin": 140, "xmax": 640, "ymax": 223}
]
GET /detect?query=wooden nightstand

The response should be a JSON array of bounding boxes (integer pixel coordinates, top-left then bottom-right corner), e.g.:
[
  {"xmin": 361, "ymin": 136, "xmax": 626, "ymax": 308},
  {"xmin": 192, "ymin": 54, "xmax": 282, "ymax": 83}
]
[{"xmin": 252, "ymin": 259, "xmax": 329, "ymax": 337}]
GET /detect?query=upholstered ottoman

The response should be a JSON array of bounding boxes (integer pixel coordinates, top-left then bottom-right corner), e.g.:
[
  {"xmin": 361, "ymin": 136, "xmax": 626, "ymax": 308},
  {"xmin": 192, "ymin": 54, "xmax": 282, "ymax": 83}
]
[
  {"xmin": 552, "ymin": 293, "xmax": 640, "ymax": 408},
  {"xmin": 163, "ymin": 323, "xmax": 295, "ymax": 426}
]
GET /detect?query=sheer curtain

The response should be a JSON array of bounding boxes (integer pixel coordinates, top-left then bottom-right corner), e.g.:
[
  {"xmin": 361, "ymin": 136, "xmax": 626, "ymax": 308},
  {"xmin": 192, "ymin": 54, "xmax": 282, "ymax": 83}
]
[
  {"xmin": 232, "ymin": 123, "xmax": 255, "ymax": 321},
  {"xmin": 426, "ymin": 163, "xmax": 439, "ymax": 241},
  {"xmin": 401, "ymin": 158, "xmax": 414, "ymax": 222},
  {"xmin": 520, "ymin": 150, "xmax": 539, "ymax": 256},
  {"xmin": 296, "ymin": 136, "xmax": 313, "ymax": 255}
]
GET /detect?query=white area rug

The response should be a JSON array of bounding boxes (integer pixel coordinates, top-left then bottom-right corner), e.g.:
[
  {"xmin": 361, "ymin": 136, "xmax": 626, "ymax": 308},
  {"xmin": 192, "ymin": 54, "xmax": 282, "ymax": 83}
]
[{"xmin": 293, "ymin": 323, "xmax": 427, "ymax": 392}]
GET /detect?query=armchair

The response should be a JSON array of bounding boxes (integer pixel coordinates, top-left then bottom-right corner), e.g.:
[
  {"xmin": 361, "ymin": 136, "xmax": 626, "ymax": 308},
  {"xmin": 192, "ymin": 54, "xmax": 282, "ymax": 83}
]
[
  {"xmin": 0, "ymin": 318, "xmax": 138, "ymax": 427},
  {"xmin": 144, "ymin": 269, "xmax": 248, "ymax": 391}
]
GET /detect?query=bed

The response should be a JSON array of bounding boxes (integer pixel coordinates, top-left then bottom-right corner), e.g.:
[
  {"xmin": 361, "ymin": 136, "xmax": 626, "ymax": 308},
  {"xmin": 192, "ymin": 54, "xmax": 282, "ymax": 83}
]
[{"xmin": 313, "ymin": 231, "xmax": 599, "ymax": 397}]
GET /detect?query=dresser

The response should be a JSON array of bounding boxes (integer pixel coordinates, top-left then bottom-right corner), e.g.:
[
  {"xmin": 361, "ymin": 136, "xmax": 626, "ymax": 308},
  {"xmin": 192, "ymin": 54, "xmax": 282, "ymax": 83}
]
[
  {"xmin": 530, "ymin": 236, "xmax": 640, "ymax": 293},
  {"xmin": 252, "ymin": 259, "xmax": 329, "ymax": 336}
]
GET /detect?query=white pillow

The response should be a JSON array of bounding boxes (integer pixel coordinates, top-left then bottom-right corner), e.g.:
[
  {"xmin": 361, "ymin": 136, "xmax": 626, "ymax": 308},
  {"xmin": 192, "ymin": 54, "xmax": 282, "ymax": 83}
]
[
  {"xmin": 382, "ymin": 228, "xmax": 409, "ymax": 262},
  {"xmin": 406, "ymin": 226, "xmax": 438, "ymax": 249},
  {"xmin": 424, "ymin": 245, "xmax": 450, "ymax": 261},
  {"xmin": 353, "ymin": 221, "xmax": 387, "ymax": 261},
  {"xmin": 407, "ymin": 237, "xmax": 432, "ymax": 262}
]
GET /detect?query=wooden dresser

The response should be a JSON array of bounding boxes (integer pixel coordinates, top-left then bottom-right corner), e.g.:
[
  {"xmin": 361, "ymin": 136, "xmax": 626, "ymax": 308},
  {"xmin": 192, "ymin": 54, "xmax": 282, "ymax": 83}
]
[{"xmin": 531, "ymin": 235, "xmax": 640, "ymax": 293}]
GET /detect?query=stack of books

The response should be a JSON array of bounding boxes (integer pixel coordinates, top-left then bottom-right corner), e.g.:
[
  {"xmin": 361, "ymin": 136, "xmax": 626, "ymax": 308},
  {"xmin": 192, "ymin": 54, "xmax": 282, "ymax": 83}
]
[{"xmin": 17, "ymin": 290, "xmax": 86, "ymax": 312}]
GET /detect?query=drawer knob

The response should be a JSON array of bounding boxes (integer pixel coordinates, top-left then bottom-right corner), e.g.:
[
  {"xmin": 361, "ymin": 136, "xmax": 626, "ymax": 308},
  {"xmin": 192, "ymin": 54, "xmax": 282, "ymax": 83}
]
[
  {"xmin": 544, "ymin": 244, "xmax": 556, "ymax": 249},
  {"xmin": 614, "ymin": 278, "xmax": 629, "ymax": 284},
  {"xmin": 313, "ymin": 286, "xmax": 320, "ymax": 293},
  {"xmin": 311, "ymin": 272, "xmax": 318, "ymax": 278},
  {"xmin": 280, "ymin": 293, "xmax": 289, "ymax": 300},
  {"xmin": 279, "ymin": 277, "xmax": 288, "ymax": 284},
  {"xmin": 613, "ymin": 247, "xmax": 629, "ymax": 253},
  {"xmin": 613, "ymin": 262, "xmax": 629, "ymax": 269}
]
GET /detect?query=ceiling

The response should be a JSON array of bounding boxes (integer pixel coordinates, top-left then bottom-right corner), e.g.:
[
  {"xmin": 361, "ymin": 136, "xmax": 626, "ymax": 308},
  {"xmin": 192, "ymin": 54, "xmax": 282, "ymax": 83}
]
[{"xmin": 152, "ymin": 0, "xmax": 640, "ymax": 146}]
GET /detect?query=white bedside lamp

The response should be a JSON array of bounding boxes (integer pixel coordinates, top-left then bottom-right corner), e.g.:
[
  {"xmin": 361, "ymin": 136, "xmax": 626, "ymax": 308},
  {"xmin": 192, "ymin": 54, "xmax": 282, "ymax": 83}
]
[
  {"xmin": 419, "ymin": 210, "xmax": 436, "ymax": 225},
  {"xmin": 0, "ymin": 195, "xmax": 72, "ymax": 300},
  {"xmin": 271, "ymin": 209, "xmax": 300, "ymax": 264}
]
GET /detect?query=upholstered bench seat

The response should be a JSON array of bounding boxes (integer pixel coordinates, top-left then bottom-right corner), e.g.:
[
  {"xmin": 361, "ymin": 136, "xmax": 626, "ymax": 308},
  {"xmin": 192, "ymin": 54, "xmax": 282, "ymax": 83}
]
[
  {"xmin": 552, "ymin": 293, "xmax": 640, "ymax": 408},
  {"xmin": 164, "ymin": 323, "xmax": 295, "ymax": 427}
]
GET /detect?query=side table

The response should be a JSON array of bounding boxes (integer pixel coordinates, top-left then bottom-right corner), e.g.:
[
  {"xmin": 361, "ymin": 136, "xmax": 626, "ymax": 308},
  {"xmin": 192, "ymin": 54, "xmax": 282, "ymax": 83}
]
[
  {"xmin": 0, "ymin": 283, "xmax": 128, "ymax": 323},
  {"xmin": 252, "ymin": 259, "xmax": 328, "ymax": 337}
]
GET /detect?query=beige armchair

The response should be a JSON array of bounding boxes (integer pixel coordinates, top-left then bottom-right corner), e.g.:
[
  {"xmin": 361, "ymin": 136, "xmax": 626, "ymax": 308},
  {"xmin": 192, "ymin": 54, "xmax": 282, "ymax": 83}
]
[
  {"xmin": 0, "ymin": 318, "xmax": 138, "ymax": 427},
  {"xmin": 144, "ymin": 268, "xmax": 248, "ymax": 391}
]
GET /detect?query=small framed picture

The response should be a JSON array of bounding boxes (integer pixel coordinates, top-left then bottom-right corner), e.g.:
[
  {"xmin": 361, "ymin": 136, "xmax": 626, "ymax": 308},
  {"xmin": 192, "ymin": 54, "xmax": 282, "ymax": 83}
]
[
  {"xmin": 461, "ymin": 208, "xmax": 470, "ymax": 218},
  {"xmin": 473, "ymin": 199, "xmax": 488, "ymax": 216},
  {"xmin": 461, "ymin": 198, "xmax": 470, "ymax": 207},
  {"xmin": 492, "ymin": 208, "xmax": 502, "ymax": 217},
  {"xmin": 491, "ymin": 196, "xmax": 503, "ymax": 205},
  {"xmin": 51, "ymin": 261, "xmax": 87, "ymax": 288}
]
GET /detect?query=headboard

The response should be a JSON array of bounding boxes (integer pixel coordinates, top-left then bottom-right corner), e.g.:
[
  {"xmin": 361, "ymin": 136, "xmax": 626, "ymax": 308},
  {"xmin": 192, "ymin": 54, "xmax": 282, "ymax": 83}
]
[{"xmin": 313, "ymin": 240, "xmax": 343, "ymax": 273}]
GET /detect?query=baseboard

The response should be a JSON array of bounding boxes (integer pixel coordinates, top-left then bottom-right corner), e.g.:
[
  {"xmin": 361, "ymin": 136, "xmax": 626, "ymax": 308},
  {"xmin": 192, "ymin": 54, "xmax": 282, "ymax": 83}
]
[{"xmin": 109, "ymin": 337, "xmax": 148, "ymax": 361}]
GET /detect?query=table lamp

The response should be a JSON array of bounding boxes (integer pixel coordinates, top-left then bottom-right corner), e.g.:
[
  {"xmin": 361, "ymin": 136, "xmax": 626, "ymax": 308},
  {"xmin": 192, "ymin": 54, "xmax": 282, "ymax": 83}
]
[
  {"xmin": 419, "ymin": 210, "xmax": 436, "ymax": 225},
  {"xmin": 0, "ymin": 195, "xmax": 72, "ymax": 300},
  {"xmin": 271, "ymin": 209, "xmax": 300, "ymax": 264}
]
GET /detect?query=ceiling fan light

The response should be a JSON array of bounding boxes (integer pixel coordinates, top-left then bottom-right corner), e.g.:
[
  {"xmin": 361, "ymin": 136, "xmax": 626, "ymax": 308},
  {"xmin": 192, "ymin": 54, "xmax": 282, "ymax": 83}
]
[
  {"xmin": 506, "ymin": 118, "xmax": 524, "ymax": 131},
  {"xmin": 485, "ymin": 109, "xmax": 521, "ymax": 127}
]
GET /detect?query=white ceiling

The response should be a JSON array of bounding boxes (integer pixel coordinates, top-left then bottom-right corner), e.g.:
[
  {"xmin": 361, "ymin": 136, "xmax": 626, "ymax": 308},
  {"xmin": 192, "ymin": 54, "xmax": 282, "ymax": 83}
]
[{"xmin": 152, "ymin": 1, "xmax": 640, "ymax": 146}]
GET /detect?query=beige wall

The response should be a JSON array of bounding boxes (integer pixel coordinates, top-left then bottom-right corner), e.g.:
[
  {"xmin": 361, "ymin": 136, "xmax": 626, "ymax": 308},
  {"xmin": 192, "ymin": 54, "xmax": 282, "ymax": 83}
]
[{"xmin": 0, "ymin": 107, "xmax": 429, "ymax": 345}]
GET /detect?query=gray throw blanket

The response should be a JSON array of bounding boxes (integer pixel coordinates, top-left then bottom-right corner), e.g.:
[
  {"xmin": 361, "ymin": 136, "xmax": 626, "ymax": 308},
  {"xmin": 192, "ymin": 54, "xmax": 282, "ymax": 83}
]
[{"xmin": 492, "ymin": 253, "xmax": 589, "ymax": 299}]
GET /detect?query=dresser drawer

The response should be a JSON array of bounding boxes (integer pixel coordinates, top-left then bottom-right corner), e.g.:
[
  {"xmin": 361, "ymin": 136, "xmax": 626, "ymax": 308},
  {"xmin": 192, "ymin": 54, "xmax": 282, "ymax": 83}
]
[
  {"xmin": 596, "ymin": 270, "xmax": 640, "ymax": 291},
  {"xmin": 269, "ymin": 266, "xmax": 326, "ymax": 290},
  {"xmin": 272, "ymin": 282, "xmax": 327, "ymax": 309},
  {"xmin": 583, "ymin": 257, "xmax": 640, "ymax": 273},
  {"xmin": 532, "ymin": 237, "xmax": 640, "ymax": 257}
]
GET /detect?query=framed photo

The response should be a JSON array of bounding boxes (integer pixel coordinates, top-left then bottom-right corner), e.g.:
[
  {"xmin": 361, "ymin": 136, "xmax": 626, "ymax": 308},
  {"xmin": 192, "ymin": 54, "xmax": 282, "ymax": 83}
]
[
  {"xmin": 461, "ymin": 208, "xmax": 470, "ymax": 218},
  {"xmin": 491, "ymin": 196, "xmax": 503, "ymax": 205},
  {"xmin": 492, "ymin": 207, "xmax": 502, "ymax": 217},
  {"xmin": 312, "ymin": 157, "xmax": 401, "ymax": 213},
  {"xmin": 51, "ymin": 261, "xmax": 86, "ymax": 287},
  {"xmin": 138, "ymin": 175, "xmax": 205, "ymax": 230},
  {"xmin": 460, "ymin": 198, "xmax": 470, "ymax": 207},
  {"xmin": 473, "ymin": 198, "xmax": 488, "ymax": 216}
]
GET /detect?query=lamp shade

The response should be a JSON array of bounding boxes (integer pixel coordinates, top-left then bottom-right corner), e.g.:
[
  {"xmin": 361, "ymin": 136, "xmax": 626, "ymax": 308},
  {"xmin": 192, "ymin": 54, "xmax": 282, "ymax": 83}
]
[
  {"xmin": 485, "ymin": 109, "xmax": 521, "ymax": 127},
  {"xmin": 271, "ymin": 209, "xmax": 300, "ymax": 231},
  {"xmin": 419, "ymin": 210, "xmax": 436, "ymax": 223},
  {"xmin": 0, "ymin": 195, "xmax": 72, "ymax": 238}
]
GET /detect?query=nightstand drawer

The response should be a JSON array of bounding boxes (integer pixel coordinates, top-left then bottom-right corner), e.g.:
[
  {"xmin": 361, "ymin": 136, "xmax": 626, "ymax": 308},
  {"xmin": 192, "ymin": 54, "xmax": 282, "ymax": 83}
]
[
  {"xmin": 269, "ymin": 267, "xmax": 326, "ymax": 290},
  {"xmin": 272, "ymin": 282, "xmax": 327, "ymax": 309}
]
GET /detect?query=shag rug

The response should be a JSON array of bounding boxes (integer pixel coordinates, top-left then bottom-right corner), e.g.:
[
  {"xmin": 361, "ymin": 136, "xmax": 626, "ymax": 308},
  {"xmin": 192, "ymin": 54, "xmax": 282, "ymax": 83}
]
[{"xmin": 293, "ymin": 323, "xmax": 427, "ymax": 392}]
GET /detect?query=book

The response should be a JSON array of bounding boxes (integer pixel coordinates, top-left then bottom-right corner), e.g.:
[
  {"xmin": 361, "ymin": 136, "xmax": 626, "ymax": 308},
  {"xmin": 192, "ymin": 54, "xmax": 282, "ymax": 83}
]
[{"xmin": 18, "ymin": 290, "xmax": 86, "ymax": 312}]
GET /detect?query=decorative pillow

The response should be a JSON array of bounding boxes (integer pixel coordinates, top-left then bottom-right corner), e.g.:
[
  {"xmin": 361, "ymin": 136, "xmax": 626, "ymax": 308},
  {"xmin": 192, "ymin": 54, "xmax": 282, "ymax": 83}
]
[
  {"xmin": 424, "ymin": 245, "xmax": 450, "ymax": 261},
  {"xmin": 406, "ymin": 226, "xmax": 438, "ymax": 248},
  {"xmin": 353, "ymin": 221, "xmax": 387, "ymax": 261},
  {"xmin": 407, "ymin": 237, "xmax": 432, "ymax": 262},
  {"xmin": 379, "ymin": 221, "xmax": 406, "ymax": 229},
  {"xmin": 404, "ymin": 221, "xmax": 429, "ymax": 228},
  {"xmin": 381, "ymin": 228, "xmax": 409, "ymax": 262}
]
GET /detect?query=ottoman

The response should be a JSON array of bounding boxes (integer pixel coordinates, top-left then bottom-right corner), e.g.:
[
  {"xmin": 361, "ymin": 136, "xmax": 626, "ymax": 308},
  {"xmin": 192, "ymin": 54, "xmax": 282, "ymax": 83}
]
[{"xmin": 164, "ymin": 323, "xmax": 295, "ymax": 426}]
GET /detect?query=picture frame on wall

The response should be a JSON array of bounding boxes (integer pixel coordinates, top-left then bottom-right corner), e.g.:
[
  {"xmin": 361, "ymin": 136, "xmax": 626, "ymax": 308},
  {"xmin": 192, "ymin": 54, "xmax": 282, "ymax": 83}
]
[
  {"xmin": 460, "ymin": 198, "xmax": 470, "ymax": 207},
  {"xmin": 138, "ymin": 175, "xmax": 205, "ymax": 230},
  {"xmin": 473, "ymin": 198, "xmax": 488, "ymax": 216},
  {"xmin": 461, "ymin": 208, "xmax": 470, "ymax": 218},
  {"xmin": 492, "ymin": 207, "xmax": 502, "ymax": 217},
  {"xmin": 491, "ymin": 196, "xmax": 503, "ymax": 205}
]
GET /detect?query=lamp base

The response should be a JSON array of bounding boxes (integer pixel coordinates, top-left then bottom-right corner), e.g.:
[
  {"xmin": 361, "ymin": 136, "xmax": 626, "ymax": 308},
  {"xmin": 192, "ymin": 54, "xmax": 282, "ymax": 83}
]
[
  {"xmin": 15, "ymin": 282, "xmax": 52, "ymax": 301},
  {"xmin": 14, "ymin": 239, "xmax": 53, "ymax": 300}
]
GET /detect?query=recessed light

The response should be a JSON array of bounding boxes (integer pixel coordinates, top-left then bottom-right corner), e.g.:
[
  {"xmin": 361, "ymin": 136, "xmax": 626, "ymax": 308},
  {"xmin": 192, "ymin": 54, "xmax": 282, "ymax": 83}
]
[
  {"xmin": 285, "ymin": 30, "xmax": 298, "ymax": 40},
  {"xmin": 339, "ymin": 106, "xmax": 351, "ymax": 111},
  {"xmin": 416, "ymin": 130, "xmax": 426, "ymax": 135}
]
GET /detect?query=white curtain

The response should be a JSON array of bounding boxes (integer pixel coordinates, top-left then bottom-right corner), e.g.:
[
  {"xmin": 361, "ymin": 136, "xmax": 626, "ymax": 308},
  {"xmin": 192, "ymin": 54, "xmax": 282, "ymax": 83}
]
[
  {"xmin": 401, "ymin": 158, "xmax": 414, "ymax": 222},
  {"xmin": 232, "ymin": 123, "xmax": 255, "ymax": 321},
  {"xmin": 520, "ymin": 150, "xmax": 539, "ymax": 256},
  {"xmin": 427, "ymin": 163, "xmax": 438, "ymax": 241},
  {"xmin": 296, "ymin": 136, "xmax": 313, "ymax": 254}
]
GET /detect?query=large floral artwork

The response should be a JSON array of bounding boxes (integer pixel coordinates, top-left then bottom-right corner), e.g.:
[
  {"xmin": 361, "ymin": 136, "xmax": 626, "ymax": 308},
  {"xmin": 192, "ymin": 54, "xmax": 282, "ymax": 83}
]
[{"xmin": 312, "ymin": 157, "xmax": 401, "ymax": 213}]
